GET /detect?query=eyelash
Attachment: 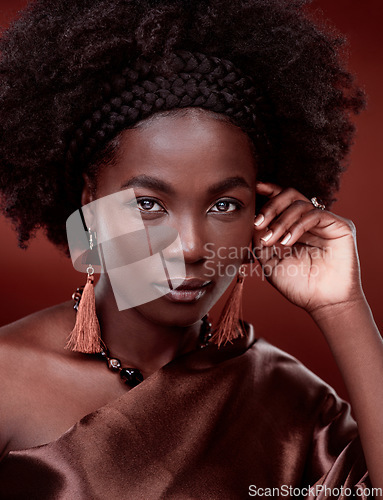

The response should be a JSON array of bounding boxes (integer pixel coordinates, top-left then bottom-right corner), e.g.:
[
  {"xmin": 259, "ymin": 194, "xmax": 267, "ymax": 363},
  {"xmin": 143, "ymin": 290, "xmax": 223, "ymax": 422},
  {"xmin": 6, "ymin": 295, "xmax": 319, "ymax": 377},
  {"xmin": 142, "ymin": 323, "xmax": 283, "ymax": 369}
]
[{"xmin": 132, "ymin": 197, "xmax": 243, "ymax": 214}]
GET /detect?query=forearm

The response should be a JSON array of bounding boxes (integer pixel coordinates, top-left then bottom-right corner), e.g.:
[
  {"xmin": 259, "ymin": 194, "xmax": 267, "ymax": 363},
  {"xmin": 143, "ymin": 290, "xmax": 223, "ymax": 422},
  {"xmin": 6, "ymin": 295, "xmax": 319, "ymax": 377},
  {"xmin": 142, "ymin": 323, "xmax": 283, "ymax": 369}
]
[{"xmin": 310, "ymin": 297, "xmax": 383, "ymax": 494}]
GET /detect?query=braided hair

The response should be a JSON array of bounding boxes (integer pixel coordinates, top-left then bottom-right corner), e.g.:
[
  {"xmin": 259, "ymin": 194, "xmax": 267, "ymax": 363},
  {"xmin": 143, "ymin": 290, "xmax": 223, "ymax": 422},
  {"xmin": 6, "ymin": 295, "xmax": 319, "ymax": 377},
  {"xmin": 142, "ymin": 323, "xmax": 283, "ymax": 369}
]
[
  {"xmin": 66, "ymin": 50, "xmax": 273, "ymax": 206},
  {"xmin": 0, "ymin": 0, "xmax": 366, "ymax": 253}
]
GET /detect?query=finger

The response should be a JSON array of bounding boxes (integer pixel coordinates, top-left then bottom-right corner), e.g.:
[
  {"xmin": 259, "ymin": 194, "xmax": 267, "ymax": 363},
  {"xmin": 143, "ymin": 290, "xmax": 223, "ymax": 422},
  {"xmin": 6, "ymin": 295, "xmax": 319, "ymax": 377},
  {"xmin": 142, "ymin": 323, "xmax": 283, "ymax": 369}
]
[
  {"xmin": 277, "ymin": 208, "xmax": 340, "ymax": 247},
  {"xmin": 252, "ymin": 241, "xmax": 283, "ymax": 271},
  {"xmin": 294, "ymin": 232, "xmax": 328, "ymax": 248},
  {"xmin": 253, "ymin": 186, "xmax": 310, "ymax": 231},
  {"xmin": 255, "ymin": 181, "xmax": 284, "ymax": 197},
  {"xmin": 253, "ymin": 199, "xmax": 314, "ymax": 246}
]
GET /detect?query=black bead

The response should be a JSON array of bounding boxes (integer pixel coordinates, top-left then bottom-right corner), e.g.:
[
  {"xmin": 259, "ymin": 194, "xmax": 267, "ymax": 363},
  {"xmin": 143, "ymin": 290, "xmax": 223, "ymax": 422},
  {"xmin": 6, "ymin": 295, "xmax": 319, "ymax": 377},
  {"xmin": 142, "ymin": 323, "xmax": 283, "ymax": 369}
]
[
  {"xmin": 120, "ymin": 368, "xmax": 144, "ymax": 387},
  {"xmin": 198, "ymin": 314, "xmax": 212, "ymax": 346}
]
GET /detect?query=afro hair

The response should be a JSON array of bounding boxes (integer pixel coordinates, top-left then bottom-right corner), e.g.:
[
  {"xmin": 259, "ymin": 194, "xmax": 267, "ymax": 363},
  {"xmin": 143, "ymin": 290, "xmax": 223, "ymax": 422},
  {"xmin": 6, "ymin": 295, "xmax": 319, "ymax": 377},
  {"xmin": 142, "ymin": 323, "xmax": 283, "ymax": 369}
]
[{"xmin": 0, "ymin": 0, "xmax": 366, "ymax": 252}]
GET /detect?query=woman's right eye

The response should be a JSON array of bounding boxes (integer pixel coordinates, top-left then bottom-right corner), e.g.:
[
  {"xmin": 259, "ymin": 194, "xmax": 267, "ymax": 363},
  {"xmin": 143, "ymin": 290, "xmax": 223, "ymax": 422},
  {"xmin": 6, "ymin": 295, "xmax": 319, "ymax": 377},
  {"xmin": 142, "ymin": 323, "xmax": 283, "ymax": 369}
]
[{"xmin": 136, "ymin": 198, "xmax": 165, "ymax": 213}]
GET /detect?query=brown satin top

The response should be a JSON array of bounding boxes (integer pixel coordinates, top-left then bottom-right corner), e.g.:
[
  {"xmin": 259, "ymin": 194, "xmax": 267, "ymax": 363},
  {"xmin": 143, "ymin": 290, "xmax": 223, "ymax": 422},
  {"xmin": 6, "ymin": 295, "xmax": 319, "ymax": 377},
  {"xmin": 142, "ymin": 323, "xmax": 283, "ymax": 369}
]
[{"xmin": 0, "ymin": 324, "xmax": 372, "ymax": 499}]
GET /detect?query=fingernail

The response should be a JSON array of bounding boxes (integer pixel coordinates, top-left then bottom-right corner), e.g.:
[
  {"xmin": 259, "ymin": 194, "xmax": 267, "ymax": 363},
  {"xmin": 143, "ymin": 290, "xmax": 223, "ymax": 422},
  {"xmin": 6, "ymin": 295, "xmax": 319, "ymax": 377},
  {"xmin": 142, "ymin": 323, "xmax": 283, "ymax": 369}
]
[
  {"xmin": 254, "ymin": 214, "xmax": 265, "ymax": 227},
  {"xmin": 280, "ymin": 232, "xmax": 291, "ymax": 245},
  {"xmin": 261, "ymin": 230, "xmax": 273, "ymax": 242}
]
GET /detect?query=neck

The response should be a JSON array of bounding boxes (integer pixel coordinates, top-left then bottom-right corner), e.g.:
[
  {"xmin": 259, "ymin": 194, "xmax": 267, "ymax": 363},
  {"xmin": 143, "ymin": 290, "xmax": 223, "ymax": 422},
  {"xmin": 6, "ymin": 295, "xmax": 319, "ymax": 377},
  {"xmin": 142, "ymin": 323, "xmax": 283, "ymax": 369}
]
[{"xmin": 94, "ymin": 275, "xmax": 204, "ymax": 378}]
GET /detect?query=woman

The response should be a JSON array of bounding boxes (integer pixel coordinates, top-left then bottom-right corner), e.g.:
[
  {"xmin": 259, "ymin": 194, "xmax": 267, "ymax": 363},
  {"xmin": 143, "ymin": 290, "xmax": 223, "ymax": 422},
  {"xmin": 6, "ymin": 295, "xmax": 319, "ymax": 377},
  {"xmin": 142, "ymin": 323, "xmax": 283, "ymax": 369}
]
[{"xmin": 0, "ymin": 0, "xmax": 381, "ymax": 498}]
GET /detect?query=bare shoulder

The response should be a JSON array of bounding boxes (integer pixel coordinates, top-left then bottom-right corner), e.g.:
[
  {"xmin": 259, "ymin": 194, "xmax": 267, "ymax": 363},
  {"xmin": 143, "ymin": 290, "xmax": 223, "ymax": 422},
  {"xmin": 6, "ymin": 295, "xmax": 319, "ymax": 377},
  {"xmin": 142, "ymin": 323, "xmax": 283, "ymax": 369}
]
[
  {"xmin": 0, "ymin": 300, "xmax": 77, "ymax": 394},
  {"xmin": 0, "ymin": 300, "xmax": 76, "ymax": 352},
  {"xmin": 0, "ymin": 302, "xmax": 126, "ymax": 456},
  {"xmin": 0, "ymin": 302, "xmax": 76, "ymax": 455}
]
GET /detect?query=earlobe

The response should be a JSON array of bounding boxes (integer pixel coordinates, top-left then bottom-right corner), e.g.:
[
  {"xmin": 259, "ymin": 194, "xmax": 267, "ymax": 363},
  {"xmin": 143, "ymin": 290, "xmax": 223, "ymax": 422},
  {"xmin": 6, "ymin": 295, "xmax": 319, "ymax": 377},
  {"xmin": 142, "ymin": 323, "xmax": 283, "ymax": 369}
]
[{"xmin": 241, "ymin": 240, "xmax": 255, "ymax": 265}]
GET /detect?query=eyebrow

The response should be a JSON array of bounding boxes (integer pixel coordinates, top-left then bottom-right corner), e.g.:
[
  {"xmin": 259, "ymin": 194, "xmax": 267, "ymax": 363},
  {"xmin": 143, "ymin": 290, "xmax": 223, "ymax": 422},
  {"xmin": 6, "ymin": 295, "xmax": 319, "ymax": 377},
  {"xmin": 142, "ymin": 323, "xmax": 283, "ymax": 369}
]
[
  {"xmin": 207, "ymin": 176, "xmax": 252, "ymax": 195},
  {"xmin": 120, "ymin": 175, "xmax": 175, "ymax": 194},
  {"xmin": 120, "ymin": 174, "xmax": 252, "ymax": 195}
]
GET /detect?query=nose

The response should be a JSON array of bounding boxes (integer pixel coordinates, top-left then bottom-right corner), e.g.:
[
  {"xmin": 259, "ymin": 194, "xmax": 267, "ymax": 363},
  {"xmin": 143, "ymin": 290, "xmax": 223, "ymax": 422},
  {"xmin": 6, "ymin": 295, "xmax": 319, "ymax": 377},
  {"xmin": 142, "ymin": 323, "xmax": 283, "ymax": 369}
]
[
  {"xmin": 179, "ymin": 220, "xmax": 208, "ymax": 264},
  {"xmin": 163, "ymin": 216, "xmax": 208, "ymax": 265}
]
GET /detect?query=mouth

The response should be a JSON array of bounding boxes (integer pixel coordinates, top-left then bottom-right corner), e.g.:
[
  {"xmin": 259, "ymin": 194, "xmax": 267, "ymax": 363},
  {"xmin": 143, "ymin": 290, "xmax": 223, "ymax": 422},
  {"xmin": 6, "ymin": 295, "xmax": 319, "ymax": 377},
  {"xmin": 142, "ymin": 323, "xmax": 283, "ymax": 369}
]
[{"xmin": 152, "ymin": 277, "xmax": 213, "ymax": 303}]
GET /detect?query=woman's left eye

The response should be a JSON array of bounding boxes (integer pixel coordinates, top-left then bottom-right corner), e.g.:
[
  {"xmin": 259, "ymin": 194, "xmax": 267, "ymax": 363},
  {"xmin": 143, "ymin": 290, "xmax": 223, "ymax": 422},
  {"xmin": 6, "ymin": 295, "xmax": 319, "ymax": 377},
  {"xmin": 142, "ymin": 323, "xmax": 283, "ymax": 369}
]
[
  {"xmin": 136, "ymin": 198, "xmax": 164, "ymax": 212},
  {"xmin": 209, "ymin": 200, "xmax": 241, "ymax": 213}
]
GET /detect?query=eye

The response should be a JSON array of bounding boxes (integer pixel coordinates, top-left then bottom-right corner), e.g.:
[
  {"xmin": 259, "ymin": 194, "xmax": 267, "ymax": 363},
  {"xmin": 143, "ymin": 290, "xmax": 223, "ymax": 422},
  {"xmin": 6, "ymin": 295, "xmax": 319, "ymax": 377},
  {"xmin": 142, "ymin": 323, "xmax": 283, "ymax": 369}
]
[
  {"xmin": 136, "ymin": 197, "xmax": 165, "ymax": 213},
  {"xmin": 209, "ymin": 199, "xmax": 242, "ymax": 213}
]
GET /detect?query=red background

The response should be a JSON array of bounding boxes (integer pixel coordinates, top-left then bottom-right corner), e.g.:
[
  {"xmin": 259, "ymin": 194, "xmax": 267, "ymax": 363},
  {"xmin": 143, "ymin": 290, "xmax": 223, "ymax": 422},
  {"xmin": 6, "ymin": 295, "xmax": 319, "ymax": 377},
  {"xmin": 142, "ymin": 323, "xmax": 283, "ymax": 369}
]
[{"xmin": 0, "ymin": 0, "xmax": 382, "ymax": 402}]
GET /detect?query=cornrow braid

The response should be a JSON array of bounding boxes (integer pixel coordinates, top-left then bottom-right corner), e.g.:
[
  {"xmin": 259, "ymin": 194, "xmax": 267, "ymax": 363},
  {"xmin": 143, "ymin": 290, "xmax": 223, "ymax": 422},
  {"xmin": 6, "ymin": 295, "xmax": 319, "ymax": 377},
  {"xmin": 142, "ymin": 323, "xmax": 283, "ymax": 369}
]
[{"xmin": 65, "ymin": 50, "xmax": 274, "ymax": 193}]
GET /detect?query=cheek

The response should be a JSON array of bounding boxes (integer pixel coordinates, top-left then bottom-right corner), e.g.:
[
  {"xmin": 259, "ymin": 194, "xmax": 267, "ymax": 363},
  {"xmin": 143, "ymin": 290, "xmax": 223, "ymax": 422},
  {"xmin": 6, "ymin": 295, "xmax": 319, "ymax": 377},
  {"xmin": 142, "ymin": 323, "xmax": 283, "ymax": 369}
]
[
  {"xmin": 207, "ymin": 212, "xmax": 254, "ymax": 253},
  {"xmin": 204, "ymin": 220, "xmax": 253, "ymax": 281}
]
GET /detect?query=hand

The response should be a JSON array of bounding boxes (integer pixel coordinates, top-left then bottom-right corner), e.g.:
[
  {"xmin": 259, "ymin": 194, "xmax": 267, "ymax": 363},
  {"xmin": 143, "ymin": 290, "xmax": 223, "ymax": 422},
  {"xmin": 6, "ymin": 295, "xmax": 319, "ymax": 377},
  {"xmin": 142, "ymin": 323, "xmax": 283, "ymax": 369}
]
[{"xmin": 252, "ymin": 181, "xmax": 364, "ymax": 315}]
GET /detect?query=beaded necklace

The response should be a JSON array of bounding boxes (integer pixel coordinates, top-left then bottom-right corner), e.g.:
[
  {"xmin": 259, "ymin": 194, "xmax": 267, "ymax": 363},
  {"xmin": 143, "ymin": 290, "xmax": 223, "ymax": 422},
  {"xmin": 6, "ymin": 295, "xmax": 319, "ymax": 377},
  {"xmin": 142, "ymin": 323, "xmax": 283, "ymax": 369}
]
[{"xmin": 72, "ymin": 286, "xmax": 213, "ymax": 388}]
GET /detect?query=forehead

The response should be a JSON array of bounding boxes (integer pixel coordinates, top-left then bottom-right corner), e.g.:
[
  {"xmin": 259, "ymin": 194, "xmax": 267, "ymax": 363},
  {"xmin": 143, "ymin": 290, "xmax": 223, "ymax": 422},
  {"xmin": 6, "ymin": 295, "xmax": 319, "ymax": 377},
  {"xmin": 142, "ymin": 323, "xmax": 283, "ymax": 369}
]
[
  {"xmin": 95, "ymin": 108, "xmax": 257, "ymax": 195},
  {"xmin": 118, "ymin": 108, "xmax": 256, "ymax": 166}
]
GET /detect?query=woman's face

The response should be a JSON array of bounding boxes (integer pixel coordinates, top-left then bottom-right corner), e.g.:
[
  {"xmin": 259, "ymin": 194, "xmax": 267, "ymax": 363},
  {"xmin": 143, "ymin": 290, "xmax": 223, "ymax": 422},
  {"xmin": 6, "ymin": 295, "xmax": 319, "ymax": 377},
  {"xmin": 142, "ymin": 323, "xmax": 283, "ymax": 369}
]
[{"xmin": 88, "ymin": 108, "xmax": 257, "ymax": 327}]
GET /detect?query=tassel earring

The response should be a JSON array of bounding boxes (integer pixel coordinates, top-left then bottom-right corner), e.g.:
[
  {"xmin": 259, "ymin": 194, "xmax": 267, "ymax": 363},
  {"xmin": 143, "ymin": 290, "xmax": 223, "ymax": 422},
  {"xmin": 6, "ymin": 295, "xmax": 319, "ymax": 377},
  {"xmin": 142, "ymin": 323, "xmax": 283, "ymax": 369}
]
[
  {"xmin": 65, "ymin": 229, "xmax": 105, "ymax": 353},
  {"xmin": 210, "ymin": 264, "xmax": 247, "ymax": 348}
]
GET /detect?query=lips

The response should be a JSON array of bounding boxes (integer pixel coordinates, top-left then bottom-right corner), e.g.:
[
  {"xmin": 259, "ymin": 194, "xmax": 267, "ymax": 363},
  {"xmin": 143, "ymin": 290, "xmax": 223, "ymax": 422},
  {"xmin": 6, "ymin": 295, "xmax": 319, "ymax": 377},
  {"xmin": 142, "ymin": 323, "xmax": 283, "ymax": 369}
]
[
  {"xmin": 172, "ymin": 278, "xmax": 212, "ymax": 290},
  {"xmin": 152, "ymin": 277, "xmax": 212, "ymax": 303}
]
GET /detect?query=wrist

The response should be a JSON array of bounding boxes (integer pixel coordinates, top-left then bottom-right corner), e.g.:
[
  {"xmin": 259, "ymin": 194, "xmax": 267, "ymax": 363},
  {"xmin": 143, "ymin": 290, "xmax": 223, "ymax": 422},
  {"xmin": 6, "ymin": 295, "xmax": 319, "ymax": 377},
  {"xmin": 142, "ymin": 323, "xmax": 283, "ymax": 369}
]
[{"xmin": 307, "ymin": 293, "xmax": 367, "ymax": 325}]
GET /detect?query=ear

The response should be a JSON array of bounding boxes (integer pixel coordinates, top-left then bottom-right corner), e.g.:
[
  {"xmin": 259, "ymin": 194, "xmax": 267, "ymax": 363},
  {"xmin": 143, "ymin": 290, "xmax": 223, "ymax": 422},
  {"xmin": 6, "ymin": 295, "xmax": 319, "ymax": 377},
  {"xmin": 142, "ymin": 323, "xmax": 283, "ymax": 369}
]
[
  {"xmin": 242, "ymin": 239, "xmax": 256, "ymax": 265},
  {"xmin": 81, "ymin": 173, "xmax": 94, "ymax": 206},
  {"xmin": 81, "ymin": 173, "xmax": 97, "ymax": 229}
]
